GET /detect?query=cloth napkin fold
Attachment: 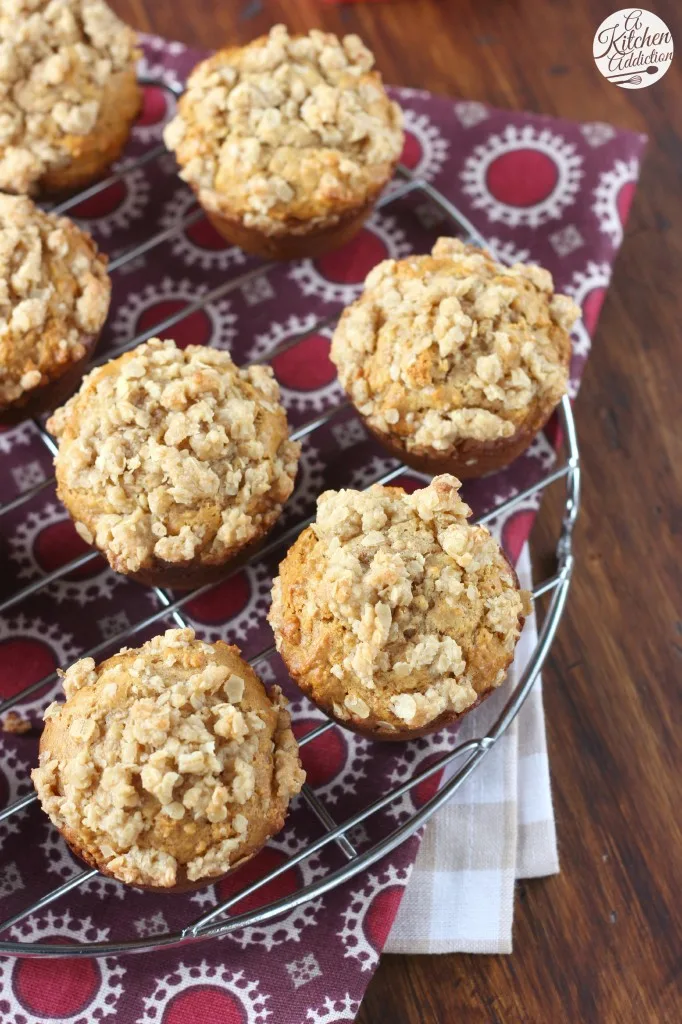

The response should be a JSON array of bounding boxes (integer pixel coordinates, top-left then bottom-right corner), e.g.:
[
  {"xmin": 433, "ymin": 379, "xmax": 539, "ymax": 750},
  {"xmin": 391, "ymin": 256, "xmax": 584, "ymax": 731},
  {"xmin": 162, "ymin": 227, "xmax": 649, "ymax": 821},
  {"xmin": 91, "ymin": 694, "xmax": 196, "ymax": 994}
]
[{"xmin": 387, "ymin": 544, "xmax": 558, "ymax": 955}]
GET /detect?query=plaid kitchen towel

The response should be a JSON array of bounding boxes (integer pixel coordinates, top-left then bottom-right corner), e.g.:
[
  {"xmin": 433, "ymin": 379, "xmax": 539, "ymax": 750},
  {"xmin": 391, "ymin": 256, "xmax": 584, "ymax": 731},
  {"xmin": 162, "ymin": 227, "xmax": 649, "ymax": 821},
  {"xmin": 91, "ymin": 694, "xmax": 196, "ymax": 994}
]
[
  {"xmin": 0, "ymin": 29, "xmax": 646, "ymax": 1024},
  {"xmin": 386, "ymin": 543, "xmax": 558, "ymax": 954}
]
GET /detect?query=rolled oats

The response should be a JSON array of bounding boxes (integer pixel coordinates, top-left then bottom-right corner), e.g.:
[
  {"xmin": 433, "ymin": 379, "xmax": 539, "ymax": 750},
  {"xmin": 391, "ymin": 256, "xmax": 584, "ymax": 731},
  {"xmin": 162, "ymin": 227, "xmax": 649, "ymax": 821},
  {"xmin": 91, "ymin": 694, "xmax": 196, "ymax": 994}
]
[
  {"xmin": 164, "ymin": 24, "xmax": 403, "ymax": 234},
  {"xmin": 0, "ymin": 194, "xmax": 110, "ymax": 406},
  {"xmin": 47, "ymin": 338, "xmax": 300, "ymax": 575},
  {"xmin": 0, "ymin": 0, "xmax": 139, "ymax": 193},
  {"xmin": 32, "ymin": 628, "xmax": 305, "ymax": 887},
  {"xmin": 269, "ymin": 475, "xmax": 527, "ymax": 731},
  {"xmin": 330, "ymin": 238, "xmax": 581, "ymax": 450}
]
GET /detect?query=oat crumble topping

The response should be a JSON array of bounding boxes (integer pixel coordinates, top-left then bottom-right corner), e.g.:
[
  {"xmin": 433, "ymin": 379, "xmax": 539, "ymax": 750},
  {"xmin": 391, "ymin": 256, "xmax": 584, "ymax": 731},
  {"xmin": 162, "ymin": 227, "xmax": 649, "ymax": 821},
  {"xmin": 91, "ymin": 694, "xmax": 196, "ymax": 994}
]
[
  {"xmin": 330, "ymin": 238, "xmax": 581, "ymax": 451},
  {"xmin": 47, "ymin": 338, "xmax": 300, "ymax": 575},
  {"xmin": 32, "ymin": 629, "xmax": 305, "ymax": 887},
  {"xmin": 2, "ymin": 710, "xmax": 32, "ymax": 733},
  {"xmin": 0, "ymin": 0, "xmax": 140, "ymax": 193},
  {"xmin": 0, "ymin": 194, "xmax": 110, "ymax": 406},
  {"xmin": 163, "ymin": 24, "xmax": 403, "ymax": 234},
  {"xmin": 269, "ymin": 475, "xmax": 527, "ymax": 731}
]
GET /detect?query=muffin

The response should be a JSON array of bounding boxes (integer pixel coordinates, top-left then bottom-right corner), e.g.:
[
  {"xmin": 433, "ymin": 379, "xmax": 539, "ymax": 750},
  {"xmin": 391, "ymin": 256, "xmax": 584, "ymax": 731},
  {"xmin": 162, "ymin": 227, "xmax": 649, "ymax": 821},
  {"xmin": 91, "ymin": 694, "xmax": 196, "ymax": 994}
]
[
  {"xmin": 0, "ymin": 0, "xmax": 141, "ymax": 195},
  {"xmin": 163, "ymin": 24, "xmax": 403, "ymax": 261},
  {"xmin": 32, "ymin": 628, "xmax": 305, "ymax": 891},
  {"xmin": 269, "ymin": 475, "xmax": 529, "ymax": 740},
  {"xmin": 47, "ymin": 338, "xmax": 301, "ymax": 588},
  {"xmin": 0, "ymin": 194, "xmax": 110, "ymax": 424},
  {"xmin": 330, "ymin": 237, "xmax": 581, "ymax": 478}
]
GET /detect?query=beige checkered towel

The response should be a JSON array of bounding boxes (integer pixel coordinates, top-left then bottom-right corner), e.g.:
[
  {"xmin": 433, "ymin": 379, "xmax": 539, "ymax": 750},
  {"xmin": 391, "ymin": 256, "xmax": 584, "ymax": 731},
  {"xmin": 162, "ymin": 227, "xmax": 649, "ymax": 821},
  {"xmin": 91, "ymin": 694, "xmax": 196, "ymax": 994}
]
[{"xmin": 386, "ymin": 544, "xmax": 558, "ymax": 954}]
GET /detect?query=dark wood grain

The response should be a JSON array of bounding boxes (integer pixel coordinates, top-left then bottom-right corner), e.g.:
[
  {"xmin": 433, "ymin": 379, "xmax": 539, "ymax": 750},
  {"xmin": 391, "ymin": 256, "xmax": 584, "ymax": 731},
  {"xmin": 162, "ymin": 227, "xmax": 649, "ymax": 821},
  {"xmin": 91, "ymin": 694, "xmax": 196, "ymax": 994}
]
[{"xmin": 110, "ymin": 1, "xmax": 682, "ymax": 1020}]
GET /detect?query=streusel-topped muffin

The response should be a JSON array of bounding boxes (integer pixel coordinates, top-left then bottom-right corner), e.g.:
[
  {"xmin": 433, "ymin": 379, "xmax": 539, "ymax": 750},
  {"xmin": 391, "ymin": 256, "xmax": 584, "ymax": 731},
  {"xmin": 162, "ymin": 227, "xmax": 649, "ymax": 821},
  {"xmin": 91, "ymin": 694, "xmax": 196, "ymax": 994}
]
[
  {"xmin": 269, "ymin": 475, "xmax": 528, "ymax": 740},
  {"xmin": 32, "ymin": 629, "xmax": 305, "ymax": 891},
  {"xmin": 0, "ymin": 0, "xmax": 141, "ymax": 194},
  {"xmin": 163, "ymin": 24, "xmax": 403, "ymax": 260},
  {"xmin": 47, "ymin": 338, "xmax": 300, "ymax": 588},
  {"xmin": 0, "ymin": 194, "xmax": 110, "ymax": 423},
  {"xmin": 330, "ymin": 238, "xmax": 580, "ymax": 478}
]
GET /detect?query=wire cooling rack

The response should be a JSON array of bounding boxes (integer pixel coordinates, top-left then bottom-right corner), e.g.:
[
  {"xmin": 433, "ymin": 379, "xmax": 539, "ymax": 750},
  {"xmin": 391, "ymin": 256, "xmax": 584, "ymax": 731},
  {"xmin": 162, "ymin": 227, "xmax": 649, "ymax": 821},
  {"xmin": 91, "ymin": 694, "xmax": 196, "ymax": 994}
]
[{"xmin": 0, "ymin": 79, "xmax": 580, "ymax": 957}]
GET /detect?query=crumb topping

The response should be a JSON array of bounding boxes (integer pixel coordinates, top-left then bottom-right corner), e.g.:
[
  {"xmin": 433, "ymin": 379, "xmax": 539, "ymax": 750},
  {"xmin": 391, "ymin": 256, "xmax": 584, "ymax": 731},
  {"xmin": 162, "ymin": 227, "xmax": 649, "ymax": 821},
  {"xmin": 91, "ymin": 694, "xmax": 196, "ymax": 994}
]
[
  {"xmin": 2, "ymin": 710, "xmax": 32, "ymax": 733},
  {"xmin": 0, "ymin": 0, "xmax": 140, "ymax": 193},
  {"xmin": 32, "ymin": 628, "xmax": 305, "ymax": 887},
  {"xmin": 0, "ymin": 194, "xmax": 110, "ymax": 406},
  {"xmin": 47, "ymin": 338, "xmax": 300, "ymax": 575},
  {"xmin": 330, "ymin": 238, "xmax": 580, "ymax": 450},
  {"xmin": 269, "ymin": 475, "xmax": 527, "ymax": 731},
  {"xmin": 163, "ymin": 24, "xmax": 403, "ymax": 234}
]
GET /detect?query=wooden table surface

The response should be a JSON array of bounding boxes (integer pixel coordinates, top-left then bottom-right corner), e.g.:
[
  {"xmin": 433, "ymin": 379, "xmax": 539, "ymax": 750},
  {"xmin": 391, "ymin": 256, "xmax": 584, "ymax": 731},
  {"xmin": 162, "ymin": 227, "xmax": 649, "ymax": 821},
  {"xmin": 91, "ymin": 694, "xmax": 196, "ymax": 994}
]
[{"xmin": 112, "ymin": 1, "xmax": 682, "ymax": 1020}]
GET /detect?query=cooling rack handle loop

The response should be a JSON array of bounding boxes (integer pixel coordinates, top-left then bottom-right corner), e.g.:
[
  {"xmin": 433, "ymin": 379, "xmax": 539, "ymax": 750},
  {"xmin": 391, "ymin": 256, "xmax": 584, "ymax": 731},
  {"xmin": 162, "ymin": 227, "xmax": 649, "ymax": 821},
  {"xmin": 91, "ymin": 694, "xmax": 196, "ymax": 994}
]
[{"xmin": 554, "ymin": 395, "xmax": 582, "ymax": 574}]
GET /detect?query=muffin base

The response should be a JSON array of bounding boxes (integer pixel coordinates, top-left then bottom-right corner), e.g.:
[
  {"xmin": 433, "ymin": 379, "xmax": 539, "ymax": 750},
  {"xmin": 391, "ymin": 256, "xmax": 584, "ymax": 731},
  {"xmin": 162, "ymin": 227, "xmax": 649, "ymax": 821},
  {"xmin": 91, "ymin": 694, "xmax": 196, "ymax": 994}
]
[
  {"xmin": 38, "ymin": 69, "xmax": 142, "ymax": 195},
  {"xmin": 64, "ymin": 832, "xmax": 270, "ymax": 894},
  {"xmin": 127, "ymin": 531, "xmax": 270, "ymax": 590},
  {"xmin": 280, "ymin": 552, "xmax": 524, "ymax": 742},
  {"xmin": 202, "ymin": 193, "xmax": 380, "ymax": 262},
  {"xmin": 309, "ymin": 687, "xmax": 498, "ymax": 743},
  {"xmin": 359, "ymin": 404, "xmax": 560, "ymax": 479},
  {"xmin": 0, "ymin": 333, "xmax": 99, "ymax": 427}
]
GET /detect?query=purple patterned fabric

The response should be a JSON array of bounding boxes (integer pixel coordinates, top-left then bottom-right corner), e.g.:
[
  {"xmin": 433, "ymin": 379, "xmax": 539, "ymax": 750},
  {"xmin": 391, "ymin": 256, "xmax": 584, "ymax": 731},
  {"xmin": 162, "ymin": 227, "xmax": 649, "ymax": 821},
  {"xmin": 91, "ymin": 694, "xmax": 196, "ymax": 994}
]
[{"xmin": 0, "ymin": 33, "xmax": 645, "ymax": 1024}]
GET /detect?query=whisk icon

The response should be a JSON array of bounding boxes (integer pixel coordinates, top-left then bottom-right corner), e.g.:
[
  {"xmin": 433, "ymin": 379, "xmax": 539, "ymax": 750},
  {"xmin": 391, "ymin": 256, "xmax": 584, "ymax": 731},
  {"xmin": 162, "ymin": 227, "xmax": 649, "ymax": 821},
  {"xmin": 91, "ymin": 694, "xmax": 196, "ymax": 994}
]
[{"xmin": 606, "ymin": 66, "xmax": 658, "ymax": 85}]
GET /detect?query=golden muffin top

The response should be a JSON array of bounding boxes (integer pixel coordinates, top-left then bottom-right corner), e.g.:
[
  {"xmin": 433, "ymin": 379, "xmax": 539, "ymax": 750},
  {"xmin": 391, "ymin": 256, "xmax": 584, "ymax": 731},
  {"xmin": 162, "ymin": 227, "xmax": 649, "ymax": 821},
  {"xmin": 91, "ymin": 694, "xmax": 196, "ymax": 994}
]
[
  {"xmin": 0, "ymin": 0, "xmax": 139, "ymax": 193},
  {"xmin": 269, "ymin": 475, "xmax": 528, "ymax": 732},
  {"xmin": 47, "ymin": 338, "xmax": 300, "ymax": 575},
  {"xmin": 331, "ymin": 237, "xmax": 580, "ymax": 451},
  {"xmin": 0, "ymin": 194, "xmax": 110, "ymax": 406},
  {"xmin": 164, "ymin": 24, "xmax": 403, "ymax": 233},
  {"xmin": 32, "ymin": 629, "xmax": 305, "ymax": 887}
]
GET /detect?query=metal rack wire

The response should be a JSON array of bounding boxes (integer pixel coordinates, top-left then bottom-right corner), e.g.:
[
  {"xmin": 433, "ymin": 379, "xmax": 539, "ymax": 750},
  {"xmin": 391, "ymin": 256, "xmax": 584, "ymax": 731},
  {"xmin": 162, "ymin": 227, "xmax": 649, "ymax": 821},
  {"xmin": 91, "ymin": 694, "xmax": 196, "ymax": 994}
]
[{"xmin": 0, "ymin": 79, "xmax": 580, "ymax": 957}]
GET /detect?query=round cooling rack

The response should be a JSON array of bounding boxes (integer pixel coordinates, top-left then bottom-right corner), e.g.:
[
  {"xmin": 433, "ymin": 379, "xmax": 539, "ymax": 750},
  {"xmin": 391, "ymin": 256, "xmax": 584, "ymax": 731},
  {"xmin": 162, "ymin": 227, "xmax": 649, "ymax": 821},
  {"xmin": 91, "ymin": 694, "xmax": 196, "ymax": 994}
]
[{"xmin": 0, "ymin": 78, "xmax": 580, "ymax": 957}]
